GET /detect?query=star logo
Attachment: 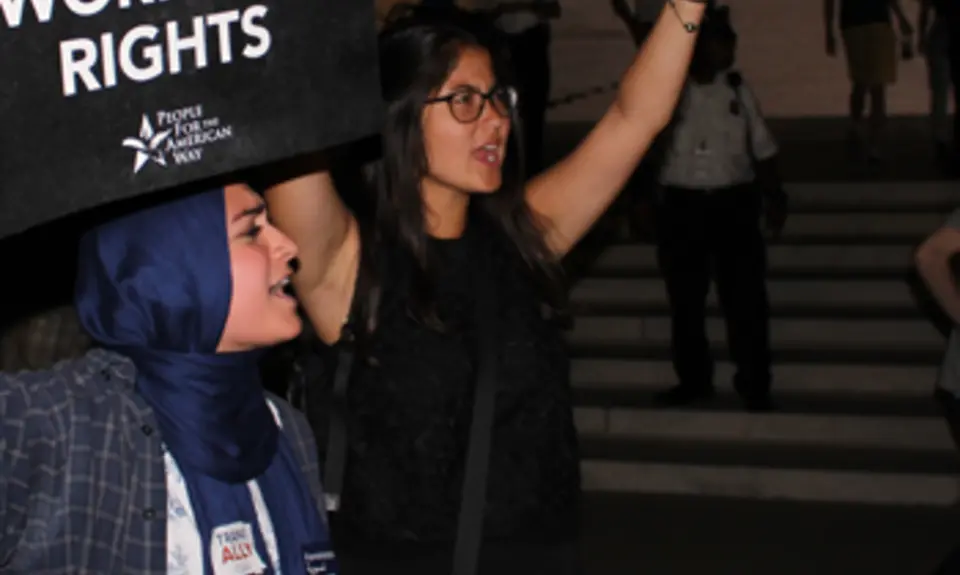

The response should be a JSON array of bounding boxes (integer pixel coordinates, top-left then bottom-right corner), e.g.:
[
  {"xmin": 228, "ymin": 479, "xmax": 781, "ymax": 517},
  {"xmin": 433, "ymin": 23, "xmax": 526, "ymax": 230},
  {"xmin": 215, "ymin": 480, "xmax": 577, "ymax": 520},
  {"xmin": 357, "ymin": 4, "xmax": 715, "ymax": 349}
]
[{"xmin": 122, "ymin": 115, "xmax": 172, "ymax": 174}]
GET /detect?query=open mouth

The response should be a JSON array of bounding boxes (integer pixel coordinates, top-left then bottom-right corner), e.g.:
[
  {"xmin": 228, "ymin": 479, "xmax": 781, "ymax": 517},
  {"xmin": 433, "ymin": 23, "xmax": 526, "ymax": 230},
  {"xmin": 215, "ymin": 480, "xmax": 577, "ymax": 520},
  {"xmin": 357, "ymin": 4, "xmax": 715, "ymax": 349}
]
[
  {"xmin": 269, "ymin": 277, "xmax": 294, "ymax": 298},
  {"xmin": 474, "ymin": 143, "xmax": 502, "ymax": 165}
]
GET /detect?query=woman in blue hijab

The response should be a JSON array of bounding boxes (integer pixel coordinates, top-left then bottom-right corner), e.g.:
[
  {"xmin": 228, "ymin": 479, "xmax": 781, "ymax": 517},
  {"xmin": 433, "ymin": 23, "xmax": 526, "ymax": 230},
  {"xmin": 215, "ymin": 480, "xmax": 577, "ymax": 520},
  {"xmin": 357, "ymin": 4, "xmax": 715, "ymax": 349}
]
[{"xmin": 0, "ymin": 184, "xmax": 337, "ymax": 574}]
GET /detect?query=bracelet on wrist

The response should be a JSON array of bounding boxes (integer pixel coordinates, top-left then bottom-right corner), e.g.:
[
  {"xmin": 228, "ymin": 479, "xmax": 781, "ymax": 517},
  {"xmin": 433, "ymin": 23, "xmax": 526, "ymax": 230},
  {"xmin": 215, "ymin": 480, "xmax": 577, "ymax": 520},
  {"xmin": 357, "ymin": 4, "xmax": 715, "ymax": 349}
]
[{"xmin": 666, "ymin": 0, "xmax": 706, "ymax": 33}]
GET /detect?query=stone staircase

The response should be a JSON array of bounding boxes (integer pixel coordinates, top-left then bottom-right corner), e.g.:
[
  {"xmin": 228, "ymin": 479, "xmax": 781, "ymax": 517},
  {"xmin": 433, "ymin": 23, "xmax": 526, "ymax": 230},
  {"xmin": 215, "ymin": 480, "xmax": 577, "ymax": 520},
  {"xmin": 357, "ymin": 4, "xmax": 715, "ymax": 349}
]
[{"xmin": 568, "ymin": 181, "xmax": 960, "ymax": 507}]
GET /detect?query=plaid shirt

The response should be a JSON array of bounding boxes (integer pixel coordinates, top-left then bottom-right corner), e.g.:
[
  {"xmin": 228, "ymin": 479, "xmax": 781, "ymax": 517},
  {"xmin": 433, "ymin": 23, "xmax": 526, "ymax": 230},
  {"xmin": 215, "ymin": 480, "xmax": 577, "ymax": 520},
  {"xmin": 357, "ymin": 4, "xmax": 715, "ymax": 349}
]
[{"xmin": 0, "ymin": 348, "xmax": 325, "ymax": 574}]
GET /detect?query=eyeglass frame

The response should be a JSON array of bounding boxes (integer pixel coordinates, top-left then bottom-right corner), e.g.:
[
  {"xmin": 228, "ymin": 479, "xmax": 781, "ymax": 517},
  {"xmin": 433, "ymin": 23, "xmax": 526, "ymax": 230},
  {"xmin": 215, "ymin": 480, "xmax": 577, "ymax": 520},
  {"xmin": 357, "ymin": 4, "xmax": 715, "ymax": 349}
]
[{"xmin": 424, "ymin": 85, "xmax": 518, "ymax": 124}]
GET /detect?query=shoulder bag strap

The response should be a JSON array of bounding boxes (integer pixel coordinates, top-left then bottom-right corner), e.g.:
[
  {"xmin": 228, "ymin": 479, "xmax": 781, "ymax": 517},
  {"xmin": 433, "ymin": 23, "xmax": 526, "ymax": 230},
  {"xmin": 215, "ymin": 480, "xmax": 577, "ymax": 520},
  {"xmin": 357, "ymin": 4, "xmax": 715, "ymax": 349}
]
[
  {"xmin": 452, "ymin": 248, "xmax": 500, "ymax": 575},
  {"xmin": 317, "ymin": 236, "xmax": 381, "ymax": 513},
  {"xmin": 321, "ymin": 329, "xmax": 355, "ymax": 512}
]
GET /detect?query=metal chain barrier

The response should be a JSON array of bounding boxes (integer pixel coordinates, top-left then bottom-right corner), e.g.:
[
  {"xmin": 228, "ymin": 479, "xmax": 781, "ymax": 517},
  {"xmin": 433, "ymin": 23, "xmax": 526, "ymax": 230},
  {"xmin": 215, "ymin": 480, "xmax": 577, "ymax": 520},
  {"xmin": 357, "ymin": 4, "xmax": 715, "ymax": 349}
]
[{"xmin": 546, "ymin": 80, "xmax": 621, "ymax": 110}]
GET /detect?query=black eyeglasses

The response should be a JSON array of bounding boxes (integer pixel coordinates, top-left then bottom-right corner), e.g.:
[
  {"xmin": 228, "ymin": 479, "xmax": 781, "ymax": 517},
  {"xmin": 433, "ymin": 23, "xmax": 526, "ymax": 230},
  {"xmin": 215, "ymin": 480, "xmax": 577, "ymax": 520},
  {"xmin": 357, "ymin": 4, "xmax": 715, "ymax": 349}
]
[{"xmin": 425, "ymin": 85, "xmax": 518, "ymax": 124}]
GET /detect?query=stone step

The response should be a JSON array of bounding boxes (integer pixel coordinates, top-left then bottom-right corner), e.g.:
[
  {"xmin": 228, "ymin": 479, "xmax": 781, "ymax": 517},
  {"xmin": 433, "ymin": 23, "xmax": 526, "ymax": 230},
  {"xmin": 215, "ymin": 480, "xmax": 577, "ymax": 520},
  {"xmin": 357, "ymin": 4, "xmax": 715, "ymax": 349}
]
[
  {"xmin": 574, "ymin": 407, "xmax": 960, "ymax": 506},
  {"xmin": 580, "ymin": 436, "xmax": 957, "ymax": 475},
  {"xmin": 579, "ymin": 460, "xmax": 959, "ymax": 506},
  {"xmin": 589, "ymin": 244, "xmax": 916, "ymax": 277},
  {"xmin": 570, "ymin": 344, "xmax": 942, "ymax": 365},
  {"xmin": 573, "ymin": 407, "xmax": 953, "ymax": 452},
  {"xmin": 573, "ymin": 387, "xmax": 938, "ymax": 418},
  {"xmin": 779, "ymin": 181, "xmax": 960, "ymax": 210},
  {"xmin": 774, "ymin": 213, "xmax": 940, "ymax": 240},
  {"xmin": 570, "ymin": 359, "xmax": 937, "ymax": 398},
  {"xmin": 570, "ymin": 278, "xmax": 922, "ymax": 315},
  {"xmin": 566, "ymin": 316, "xmax": 945, "ymax": 352}
]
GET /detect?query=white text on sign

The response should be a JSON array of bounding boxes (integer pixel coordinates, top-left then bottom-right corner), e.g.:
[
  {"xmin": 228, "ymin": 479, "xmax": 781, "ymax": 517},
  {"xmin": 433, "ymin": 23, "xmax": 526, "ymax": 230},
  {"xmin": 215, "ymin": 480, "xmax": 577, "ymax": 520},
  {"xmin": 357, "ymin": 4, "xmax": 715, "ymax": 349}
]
[{"xmin": 0, "ymin": 0, "xmax": 273, "ymax": 98}]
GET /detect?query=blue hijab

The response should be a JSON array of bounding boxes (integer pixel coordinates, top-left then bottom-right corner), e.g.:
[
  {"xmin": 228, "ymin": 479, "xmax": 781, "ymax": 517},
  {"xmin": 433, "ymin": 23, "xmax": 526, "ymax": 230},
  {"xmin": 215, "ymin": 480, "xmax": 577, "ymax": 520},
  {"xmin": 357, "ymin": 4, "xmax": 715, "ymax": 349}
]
[{"xmin": 75, "ymin": 189, "xmax": 334, "ymax": 575}]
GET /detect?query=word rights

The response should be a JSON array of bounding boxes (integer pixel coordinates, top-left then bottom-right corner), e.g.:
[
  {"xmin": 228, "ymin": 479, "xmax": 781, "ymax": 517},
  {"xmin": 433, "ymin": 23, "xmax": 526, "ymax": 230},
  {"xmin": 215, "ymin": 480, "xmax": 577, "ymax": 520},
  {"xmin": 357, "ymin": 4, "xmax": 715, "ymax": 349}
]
[{"xmin": 0, "ymin": 0, "xmax": 273, "ymax": 97}]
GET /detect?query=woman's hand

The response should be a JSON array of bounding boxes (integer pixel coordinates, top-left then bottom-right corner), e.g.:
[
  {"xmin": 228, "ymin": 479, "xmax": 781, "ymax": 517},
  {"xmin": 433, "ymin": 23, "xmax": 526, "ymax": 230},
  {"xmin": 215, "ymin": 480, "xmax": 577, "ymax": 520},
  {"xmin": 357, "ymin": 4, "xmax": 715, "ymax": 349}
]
[{"xmin": 524, "ymin": 0, "xmax": 706, "ymax": 256}]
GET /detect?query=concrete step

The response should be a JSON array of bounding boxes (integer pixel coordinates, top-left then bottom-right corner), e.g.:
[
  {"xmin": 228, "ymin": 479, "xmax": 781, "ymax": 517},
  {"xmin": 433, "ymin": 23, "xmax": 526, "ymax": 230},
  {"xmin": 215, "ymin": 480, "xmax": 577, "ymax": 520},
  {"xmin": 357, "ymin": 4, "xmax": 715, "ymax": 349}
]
[
  {"xmin": 573, "ymin": 387, "xmax": 939, "ymax": 418},
  {"xmin": 782, "ymin": 181, "xmax": 960, "ymax": 211},
  {"xmin": 566, "ymin": 316, "xmax": 945, "ymax": 352},
  {"xmin": 570, "ymin": 344, "xmax": 942, "ymax": 365},
  {"xmin": 573, "ymin": 407, "xmax": 953, "ymax": 452},
  {"xmin": 579, "ymin": 460, "xmax": 960, "ymax": 506},
  {"xmin": 776, "ymin": 213, "xmax": 940, "ymax": 240},
  {"xmin": 570, "ymin": 278, "xmax": 922, "ymax": 316},
  {"xmin": 589, "ymin": 244, "xmax": 916, "ymax": 278},
  {"xmin": 574, "ymin": 406, "xmax": 960, "ymax": 506},
  {"xmin": 570, "ymin": 358, "xmax": 937, "ymax": 398},
  {"xmin": 574, "ymin": 407, "xmax": 959, "ymax": 505},
  {"xmin": 580, "ymin": 435, "xmax": 957, "ymax": 475}
]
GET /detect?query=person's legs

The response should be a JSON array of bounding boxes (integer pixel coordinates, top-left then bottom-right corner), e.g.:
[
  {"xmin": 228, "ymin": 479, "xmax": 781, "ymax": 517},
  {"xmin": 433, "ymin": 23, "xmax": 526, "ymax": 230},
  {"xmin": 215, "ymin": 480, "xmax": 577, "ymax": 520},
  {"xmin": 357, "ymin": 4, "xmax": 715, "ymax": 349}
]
[
  {"xmin": 926, "ymin": 19, "xmax": 952, "ymax": 154},
  {"xmin": 866, "ymin": 84, "xmax": 887, "ymax": 160},
  {"xmin": 848, "ymin": 83, "xmax": 868, "ymax": 152},
  {"xmin": 843, "ymin": 24, "xmax": 897, "ymax": 160},
  {"xmin": 866, "ymin": 24, "xmax": 897, "ymax": 160},
  {"xmin": 843, "ymin": 26, "xmax": 870, "ymax": 153},
  {"xmin": 654, "ymin": 189, "xmax": 714, "ymax": 406},
  {"xmin": 949, "ymin": 34, "xmax": 960, "ymax": 168},
  {"xmin": 711, "ymin": 187, "xmax": 772, "ymax": 411}
]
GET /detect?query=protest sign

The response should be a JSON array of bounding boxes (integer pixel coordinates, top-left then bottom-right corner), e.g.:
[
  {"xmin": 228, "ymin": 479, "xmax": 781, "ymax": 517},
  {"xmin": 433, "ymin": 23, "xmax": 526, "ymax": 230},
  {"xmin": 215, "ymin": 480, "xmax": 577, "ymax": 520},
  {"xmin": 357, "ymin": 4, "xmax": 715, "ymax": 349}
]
[{"xmin": 0, "ymin": 0, "xmax": 382, "ymax": 238}]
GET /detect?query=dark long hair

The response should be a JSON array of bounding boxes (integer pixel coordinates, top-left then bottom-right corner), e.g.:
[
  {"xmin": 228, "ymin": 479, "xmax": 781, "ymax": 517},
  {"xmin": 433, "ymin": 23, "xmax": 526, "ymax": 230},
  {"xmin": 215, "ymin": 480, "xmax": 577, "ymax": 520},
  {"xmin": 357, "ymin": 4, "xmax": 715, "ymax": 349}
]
[{"xmin": 344, "ymin": 5, "xmax": 563, "ymax": 334}]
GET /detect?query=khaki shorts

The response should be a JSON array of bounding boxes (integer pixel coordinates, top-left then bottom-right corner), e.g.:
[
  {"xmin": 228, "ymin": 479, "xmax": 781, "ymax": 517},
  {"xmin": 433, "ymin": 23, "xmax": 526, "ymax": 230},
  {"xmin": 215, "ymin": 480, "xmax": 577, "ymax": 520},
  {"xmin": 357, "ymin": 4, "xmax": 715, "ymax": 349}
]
[{"xmin": 842, "ymin": 23, "xmax": 898, "ymax": 86}]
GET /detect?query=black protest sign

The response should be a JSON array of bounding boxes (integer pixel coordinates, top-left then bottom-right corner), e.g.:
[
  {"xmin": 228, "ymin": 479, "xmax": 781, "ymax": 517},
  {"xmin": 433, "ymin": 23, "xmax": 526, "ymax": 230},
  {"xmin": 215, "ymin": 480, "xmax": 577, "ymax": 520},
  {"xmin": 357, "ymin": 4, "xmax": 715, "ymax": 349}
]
[{"xmin": 0, "ymin": 0, "xmax": 383, "ymax": 238}]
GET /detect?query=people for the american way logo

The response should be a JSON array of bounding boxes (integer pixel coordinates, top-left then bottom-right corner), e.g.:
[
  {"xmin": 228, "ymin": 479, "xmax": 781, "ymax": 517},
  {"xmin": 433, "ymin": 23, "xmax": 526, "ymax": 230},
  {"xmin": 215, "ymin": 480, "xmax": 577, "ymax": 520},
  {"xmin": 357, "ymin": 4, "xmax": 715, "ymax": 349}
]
[
  {"xmin": 122, "ymin": 114, "xmax": 172, "ymax": 174},
  {"xmin": 122, "ymin": 105, "xmax": 234, "ymax": 174}
]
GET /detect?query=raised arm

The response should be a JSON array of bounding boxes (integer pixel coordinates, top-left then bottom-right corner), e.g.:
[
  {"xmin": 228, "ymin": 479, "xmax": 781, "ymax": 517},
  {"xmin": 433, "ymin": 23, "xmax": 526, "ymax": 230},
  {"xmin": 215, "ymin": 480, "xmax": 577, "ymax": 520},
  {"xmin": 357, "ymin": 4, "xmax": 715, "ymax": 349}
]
[
  {"xmin": 916, "ymin": 216, "xmax": 960, "ymax": 325},
  {"xmin": 263, "ymin": 160, "xmax": 360, "ymax": 344},
  {"xmin": 524, "ymin": 0, "xmax": 705, "ymax": 255}
]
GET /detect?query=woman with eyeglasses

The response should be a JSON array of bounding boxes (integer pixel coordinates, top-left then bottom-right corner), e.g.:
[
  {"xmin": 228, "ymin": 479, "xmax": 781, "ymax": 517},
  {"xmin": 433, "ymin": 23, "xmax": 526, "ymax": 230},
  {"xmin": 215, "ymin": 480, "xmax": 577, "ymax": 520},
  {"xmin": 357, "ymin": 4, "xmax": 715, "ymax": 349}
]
[{"xmin": 265, "ymin": 3, "xmax": 706, "ymax": 574}]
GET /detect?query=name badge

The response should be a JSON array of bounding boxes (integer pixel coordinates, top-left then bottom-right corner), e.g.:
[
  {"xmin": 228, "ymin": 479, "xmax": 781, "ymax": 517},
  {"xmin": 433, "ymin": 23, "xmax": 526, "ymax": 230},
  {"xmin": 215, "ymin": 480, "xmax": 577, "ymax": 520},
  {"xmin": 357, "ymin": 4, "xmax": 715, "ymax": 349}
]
[
  {"xmin": 210, "ymin": 522, "xmax": 268, "ymax": 575},
  {"xmin": 303, "ymin": 542, "xmax": 340, "ymax": 575}
]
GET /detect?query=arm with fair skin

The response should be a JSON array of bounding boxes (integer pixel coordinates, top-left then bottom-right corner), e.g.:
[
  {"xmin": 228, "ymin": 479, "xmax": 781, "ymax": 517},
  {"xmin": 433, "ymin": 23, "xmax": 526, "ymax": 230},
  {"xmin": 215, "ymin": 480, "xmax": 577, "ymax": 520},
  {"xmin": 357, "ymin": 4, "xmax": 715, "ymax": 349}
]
[
  {"xmin": 263, "ymin": 163, "xmax": 359, "ymax": 344},
  {"xmin": 523, "ymin": 0, "xmax": 705, "ymax": 255},
  {"xmin": 916, "ymin": 226, "xmax": 960, "ymax": 325}
]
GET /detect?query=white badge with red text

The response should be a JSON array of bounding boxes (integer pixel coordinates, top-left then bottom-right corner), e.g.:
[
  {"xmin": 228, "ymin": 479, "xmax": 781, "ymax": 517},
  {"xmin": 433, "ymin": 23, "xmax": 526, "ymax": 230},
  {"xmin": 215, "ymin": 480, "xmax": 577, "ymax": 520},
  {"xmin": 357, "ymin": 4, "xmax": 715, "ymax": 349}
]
[{"xmin": 211, "ymin": 522, "xmax": 268, "ymax": 575}]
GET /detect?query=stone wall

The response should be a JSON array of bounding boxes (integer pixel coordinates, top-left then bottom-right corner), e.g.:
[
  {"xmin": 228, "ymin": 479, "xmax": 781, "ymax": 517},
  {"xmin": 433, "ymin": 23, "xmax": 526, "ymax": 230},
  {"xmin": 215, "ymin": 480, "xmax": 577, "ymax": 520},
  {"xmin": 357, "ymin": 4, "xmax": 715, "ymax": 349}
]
[{"xmin": 547, "ymin": 0, "xmax": 933, "ymax": 122}]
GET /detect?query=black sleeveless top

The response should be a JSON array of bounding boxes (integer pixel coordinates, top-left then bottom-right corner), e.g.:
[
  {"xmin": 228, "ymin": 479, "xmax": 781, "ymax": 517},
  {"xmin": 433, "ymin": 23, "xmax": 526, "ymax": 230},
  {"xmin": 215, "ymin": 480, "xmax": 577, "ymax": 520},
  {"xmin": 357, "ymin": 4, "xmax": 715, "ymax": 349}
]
[{"xmin": 311, "ymin": 216, "xmax": 580, "ymax": 554}]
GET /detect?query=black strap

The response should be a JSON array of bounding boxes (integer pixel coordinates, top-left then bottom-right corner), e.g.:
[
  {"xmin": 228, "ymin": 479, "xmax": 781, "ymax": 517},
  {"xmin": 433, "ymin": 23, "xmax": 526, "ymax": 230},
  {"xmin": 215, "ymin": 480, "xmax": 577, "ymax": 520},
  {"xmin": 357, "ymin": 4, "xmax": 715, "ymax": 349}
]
[
  {"xmin": 322, "ymin": 329, "xmax": 355, "ymax": 512},
  {"xmin": 452, "ymin": 254, "xmax": 499, "ymax": 575}
]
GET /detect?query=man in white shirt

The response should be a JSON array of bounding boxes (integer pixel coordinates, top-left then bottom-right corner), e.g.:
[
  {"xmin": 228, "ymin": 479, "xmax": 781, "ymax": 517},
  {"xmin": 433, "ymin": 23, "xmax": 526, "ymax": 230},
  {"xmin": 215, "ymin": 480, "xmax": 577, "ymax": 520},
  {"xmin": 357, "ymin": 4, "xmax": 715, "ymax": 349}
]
[{"xmin": 653, "ymin": 8, "xmax": 786, "ymax": 412}]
